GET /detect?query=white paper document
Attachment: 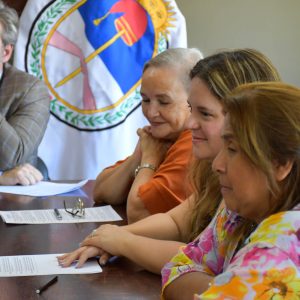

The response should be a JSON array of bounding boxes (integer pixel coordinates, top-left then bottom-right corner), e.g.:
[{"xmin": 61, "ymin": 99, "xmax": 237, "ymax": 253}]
[
  {"xmin": 0, "ymin": 205, "xmax": 122, "ymax": 224},
  {"xmin": 0, "ymin": 180, "xmax": 88, "ymax": 196},
  {"xmin": 0, "ymin": 254, "xmax": 102, "ymax": 277}
]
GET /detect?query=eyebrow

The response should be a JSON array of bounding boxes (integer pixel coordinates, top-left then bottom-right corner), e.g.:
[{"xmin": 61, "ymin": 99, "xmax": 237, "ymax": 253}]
[
  {"xmin": 221, "ymin": 133, "xmax": 234, "ymax": 141},
  {"xmin": 141, "ymin": 92, "xmax": 171, "ymax": 99},
  {"xmin": 187, "ymin": 102, "xmax": 215, "ymax": 112},
  {"xmin": 197, "ymin": 106, "xmax": 211, "ymax": 110}
]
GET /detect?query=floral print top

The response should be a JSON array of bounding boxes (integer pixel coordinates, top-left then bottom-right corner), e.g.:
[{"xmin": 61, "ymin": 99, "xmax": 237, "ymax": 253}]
[{"xmin": 161, "ymin": 205, "xmax": 300, "ymax": 299}]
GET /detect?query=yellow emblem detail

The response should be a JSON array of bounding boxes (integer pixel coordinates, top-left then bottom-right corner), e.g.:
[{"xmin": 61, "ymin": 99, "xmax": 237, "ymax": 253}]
[{"xmin": 139, "ymin": 0, "xmax": 176, "ymax": 38}]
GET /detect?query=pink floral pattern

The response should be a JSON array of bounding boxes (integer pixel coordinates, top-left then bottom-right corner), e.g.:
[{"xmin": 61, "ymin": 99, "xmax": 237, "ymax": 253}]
[
  {"xmin": 162, "ymin": 207, "xmax": 300, "ymax": 299},
  {"xmin": 161, "ymin": 207, "xmax": 241, "ymax": 288}
]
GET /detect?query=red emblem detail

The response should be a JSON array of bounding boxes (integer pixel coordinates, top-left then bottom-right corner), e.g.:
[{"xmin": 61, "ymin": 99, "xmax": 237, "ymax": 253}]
[{"xmin": 110, "ymin": 0, "xmax": 148, "ymax": 46}]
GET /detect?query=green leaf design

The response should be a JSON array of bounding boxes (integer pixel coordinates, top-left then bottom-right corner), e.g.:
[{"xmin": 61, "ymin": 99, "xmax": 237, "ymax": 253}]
[{"xmin": 28, "ymin": 0, "xmax": 168, "ymax": 129}]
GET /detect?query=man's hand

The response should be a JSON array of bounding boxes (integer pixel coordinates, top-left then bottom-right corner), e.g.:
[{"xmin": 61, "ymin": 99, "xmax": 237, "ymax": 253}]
[{"xmin": 0, "ymin": 163, "xmax": 43, "ymax": 185}]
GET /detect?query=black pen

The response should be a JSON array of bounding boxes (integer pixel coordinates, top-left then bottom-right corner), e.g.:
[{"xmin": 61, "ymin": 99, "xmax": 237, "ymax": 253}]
[
  {"xmin": 36, "ymin": 276, "xmax": 58, "ymax": 294},
  {"xmin": 53, "ymin": 208, "xmax": 62, "ymax": 220}
]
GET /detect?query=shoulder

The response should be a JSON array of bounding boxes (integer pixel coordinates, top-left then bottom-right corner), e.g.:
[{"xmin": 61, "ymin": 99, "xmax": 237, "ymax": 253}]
[
  {"xmin": 5, "ymin": 65, "xmax": 36, "ymax": 80},
  {"xmin": 175, "ymin": 130, "xmax": 192, "ymax": 145},
  {"xmin": 164, "ymin": 130, "xmax": 192, "ymax": 161},
  {"xmin": 4, "ymin": 65, "xmax": 46, "ymax": 89},
  {"xmin": 236, "ymin": 210, "xmax": 300, "ymax": 266},
  {"xmin": 250, "ymin": 210, "xmax": 300, "ymax": 244},
  {"xmin": 2, "ymin": 65, "xmax": 49, "ymax": 105}
]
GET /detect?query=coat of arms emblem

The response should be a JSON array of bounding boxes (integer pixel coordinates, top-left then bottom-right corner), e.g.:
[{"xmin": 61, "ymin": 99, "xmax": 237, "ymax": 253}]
[{"xmin": 26, "ymin": 0, "xmax": 177, "ymax": 131}]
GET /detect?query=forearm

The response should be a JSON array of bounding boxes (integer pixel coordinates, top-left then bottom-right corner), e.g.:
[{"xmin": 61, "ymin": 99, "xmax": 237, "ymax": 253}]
[
  {"xmin": 126, "ymin": 205, "xmax": 150, "ymax": 223},
  {"xmin": 125, "ymin": 134, "xmax": 171, "ymax": 222},
  {"xmin": 126, "ymin": 167, "xmax": 156, "ymax": 223},
  {"xmin": 0, "ymin": 81, "xmax": 49, "ymax": 170},
  {"xmin": 93, "ymin": 155, "xmax": 139, "ymax": 205},
  {"xmin": 0, "ymin": 115, "xmax": 30, "ymax": 168},
  {"xmin": 163, "ymin": 272, "xmax": 212, "ymax": 300},
  {"xmin": 123, "ymin": 198, "xmax": 194, "ymax": 241},
  {"xmin": 121, "ymin": 234, "xmax": 185, "ymax": 274},
  {"xmin": 122, "ymin": 213, "xmax": 182, "ymax": 241}
]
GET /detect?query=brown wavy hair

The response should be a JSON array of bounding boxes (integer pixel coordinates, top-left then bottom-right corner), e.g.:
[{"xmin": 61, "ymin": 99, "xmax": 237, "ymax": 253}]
[
  {"xmin": 225, "ymin": 82, "xmax": 300, "ymax": 218},
  {"xmin": 188, "ymin": 49, "xmax": 281, "ymax": 241}
]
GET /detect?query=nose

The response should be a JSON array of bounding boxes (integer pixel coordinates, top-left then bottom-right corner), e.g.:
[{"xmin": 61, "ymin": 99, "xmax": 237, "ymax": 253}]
[
  {"xmin": 186, "ymin": 113, "xmax": 199, "ymax": 130},
  {"xmin": 212, "ymin": 148, "xmax": 226, "ymax": 174},
  {"xmin": 146, "ymin": 102, "xmax": 160, "ymax": 118}
]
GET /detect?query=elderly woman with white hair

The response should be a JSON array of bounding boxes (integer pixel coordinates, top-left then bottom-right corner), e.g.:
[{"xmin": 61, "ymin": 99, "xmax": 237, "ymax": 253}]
[{"xmin": 93, "ymin": 48, "xmax": 203, "ymax": 223}]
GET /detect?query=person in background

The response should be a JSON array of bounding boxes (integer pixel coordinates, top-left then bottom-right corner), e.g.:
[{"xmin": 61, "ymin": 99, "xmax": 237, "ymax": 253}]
[
  {"xmin": 58, "ymin": 49, "xmax": 280, "ymax": 276},
  {"xmin": 162, "ymin": 82, "xmax": 300, "ymax": 299},
  {"xmin": 93, "ymin": 48, "xmax": 203, "ymax": 223},
  {"xmin": 0, "ymin": 1, "xmax": 50, "ymax": 185}
]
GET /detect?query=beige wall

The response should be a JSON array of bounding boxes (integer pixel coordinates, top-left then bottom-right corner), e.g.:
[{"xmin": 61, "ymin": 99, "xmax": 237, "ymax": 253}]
[{"xmin": 175, "ymin": 0, "xmax": 300, "ymax": 86}]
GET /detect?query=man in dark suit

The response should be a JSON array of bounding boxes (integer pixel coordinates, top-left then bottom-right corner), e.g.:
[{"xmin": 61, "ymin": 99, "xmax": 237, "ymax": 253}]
[{"xmin": 0, "ymin": 1, "xmax": 50, "ymax": 185}]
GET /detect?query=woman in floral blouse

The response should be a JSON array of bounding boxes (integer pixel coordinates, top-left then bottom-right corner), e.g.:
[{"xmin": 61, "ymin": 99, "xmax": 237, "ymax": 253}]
[{"xmin": 162, "ymin": 82, "xmax": 300, "ymax": 299}]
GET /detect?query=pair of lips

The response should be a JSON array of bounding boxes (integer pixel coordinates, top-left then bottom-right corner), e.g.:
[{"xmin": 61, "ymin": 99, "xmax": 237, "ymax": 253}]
[
  {"xmin": 219, "ymin": 183, "xmax": 232, "ymax": 192},
  {"xmin": 192, "ymin": 135, "xmax": 207, "ymax": 141},
  {"xmin": 149, "ymin": 122, "xmax": 164, "ymax": 127}
]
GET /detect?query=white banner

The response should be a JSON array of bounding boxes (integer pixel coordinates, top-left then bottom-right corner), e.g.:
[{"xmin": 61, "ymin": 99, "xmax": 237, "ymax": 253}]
[{"xmin": 14, "ymin": 0, "xmax": 187, "ymax": 179}]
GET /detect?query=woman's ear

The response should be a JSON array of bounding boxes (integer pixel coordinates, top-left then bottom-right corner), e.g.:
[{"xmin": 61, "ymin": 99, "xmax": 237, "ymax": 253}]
[{"xmin": 274, "ymin": 160, "xmax": 294, "ymax": 182}]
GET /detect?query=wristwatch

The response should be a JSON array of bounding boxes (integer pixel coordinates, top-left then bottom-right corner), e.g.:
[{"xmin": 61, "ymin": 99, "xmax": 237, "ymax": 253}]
[{"xmin": 134, "ymin": 163, "xmax": 157, "ymax": 177}]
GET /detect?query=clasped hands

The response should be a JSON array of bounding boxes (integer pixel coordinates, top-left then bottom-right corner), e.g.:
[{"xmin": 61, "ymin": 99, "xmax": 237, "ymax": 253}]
[
  {"xmin": 57, "ymin": 224, "xmax": 131, "ymax": 268},
  {"xmin": 134, "ymin": 126, "xmax": 172, "ymax": 167}
]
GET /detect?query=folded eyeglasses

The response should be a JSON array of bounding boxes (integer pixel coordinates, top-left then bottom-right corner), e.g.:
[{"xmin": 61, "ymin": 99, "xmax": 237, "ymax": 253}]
[{"xmin": 64, "ymin": 198, "xmax": 85, "ymax": 218}]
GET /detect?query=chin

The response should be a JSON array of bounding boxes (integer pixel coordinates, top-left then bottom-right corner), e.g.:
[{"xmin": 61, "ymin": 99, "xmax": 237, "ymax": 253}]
[
  {"xmin": 151, "ymin": 128, "xmax": 173, "ymax": 139},
  {"xmin": 193, "ymin": 148, "xmax": 213, "ymax": 160},
  {"xmin": 151, "ymin": 131, "xmax": 166, "ymax": 139}
]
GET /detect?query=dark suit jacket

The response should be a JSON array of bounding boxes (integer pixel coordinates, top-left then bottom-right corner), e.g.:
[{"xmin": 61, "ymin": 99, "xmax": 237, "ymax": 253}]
[{"xmin": 0, "ymin": 64, "xmax": 50, "ymax": 170}]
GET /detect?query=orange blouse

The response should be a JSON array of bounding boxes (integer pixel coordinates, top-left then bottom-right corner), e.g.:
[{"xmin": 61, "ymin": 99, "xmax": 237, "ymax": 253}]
[{"xmin": 108, "ymin": 130, "xmax": 193, "ymax": 214}]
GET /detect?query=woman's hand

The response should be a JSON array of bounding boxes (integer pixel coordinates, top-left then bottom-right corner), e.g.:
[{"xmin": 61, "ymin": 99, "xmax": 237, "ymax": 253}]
[
  {"xmin": 137, "ymin": 127, "xmax": 172, "ymax": 166},
  {"xmin": 57, "ymin": 246, "xmax": 111, "ymax": 268},
  {"xmin": 81, "ymin": 224, "xmax": 133, "ymax": 257}
]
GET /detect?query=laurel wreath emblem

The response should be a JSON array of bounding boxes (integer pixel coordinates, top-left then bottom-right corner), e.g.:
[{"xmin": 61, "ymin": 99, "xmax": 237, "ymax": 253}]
[{"xmin": 28, "ymin": 0, "xmax": 169, "ymax": 130}]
